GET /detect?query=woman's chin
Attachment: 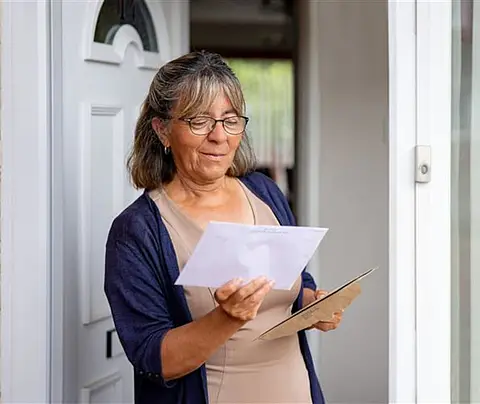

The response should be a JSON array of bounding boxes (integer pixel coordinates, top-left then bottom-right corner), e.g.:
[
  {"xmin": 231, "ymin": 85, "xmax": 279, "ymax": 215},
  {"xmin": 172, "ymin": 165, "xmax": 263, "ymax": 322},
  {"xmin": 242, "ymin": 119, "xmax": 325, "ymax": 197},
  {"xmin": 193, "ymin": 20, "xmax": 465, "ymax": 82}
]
[{"xmin": 197, "ymin": 166, "xmax": 230, "ymax": 183}]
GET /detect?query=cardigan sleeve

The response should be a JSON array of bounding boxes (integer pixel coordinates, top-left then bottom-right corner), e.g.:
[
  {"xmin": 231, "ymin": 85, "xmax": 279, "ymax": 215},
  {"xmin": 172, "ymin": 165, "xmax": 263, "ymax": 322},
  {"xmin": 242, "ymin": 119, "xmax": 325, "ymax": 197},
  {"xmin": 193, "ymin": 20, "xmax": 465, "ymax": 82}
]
[{"xmin": 104, "ymin": 214, "xmax": 176, "ymax": 388}]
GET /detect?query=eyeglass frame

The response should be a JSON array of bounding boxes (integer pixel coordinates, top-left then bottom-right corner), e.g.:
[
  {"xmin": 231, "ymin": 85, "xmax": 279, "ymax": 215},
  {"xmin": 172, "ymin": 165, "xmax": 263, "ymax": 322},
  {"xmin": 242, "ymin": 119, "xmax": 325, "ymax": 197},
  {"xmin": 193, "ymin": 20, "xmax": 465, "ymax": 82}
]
[{"xmin": 159, "ymin": 114, "xmax": 250, "ymax": 136}]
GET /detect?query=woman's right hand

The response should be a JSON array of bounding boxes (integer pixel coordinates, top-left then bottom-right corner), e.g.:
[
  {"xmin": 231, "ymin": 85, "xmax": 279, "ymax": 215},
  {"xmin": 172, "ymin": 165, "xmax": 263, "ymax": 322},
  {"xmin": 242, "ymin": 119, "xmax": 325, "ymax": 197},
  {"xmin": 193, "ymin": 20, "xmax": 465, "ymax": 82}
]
[{"xmin": 214, "ymin": 277, "xmax": 274, "ymax": 321}]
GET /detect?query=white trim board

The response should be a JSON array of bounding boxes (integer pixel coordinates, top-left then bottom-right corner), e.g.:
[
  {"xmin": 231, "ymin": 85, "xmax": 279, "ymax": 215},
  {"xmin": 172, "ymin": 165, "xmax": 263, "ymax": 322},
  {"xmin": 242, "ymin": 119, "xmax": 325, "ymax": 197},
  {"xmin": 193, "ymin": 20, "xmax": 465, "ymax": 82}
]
[
  {"xmin": 388, "ymin": 1, "xmax": 417, "ymax": 402},
  {"xmin": 1, "ymin": 1, "xmax": 52, "ymax": 402},
  {"xmin": 415, "ymin": 1, "xmax": 452, "ymax": 401},
  {"xmin": 50, "ymin": 0, "xmax": 66, "ymax": 402}
]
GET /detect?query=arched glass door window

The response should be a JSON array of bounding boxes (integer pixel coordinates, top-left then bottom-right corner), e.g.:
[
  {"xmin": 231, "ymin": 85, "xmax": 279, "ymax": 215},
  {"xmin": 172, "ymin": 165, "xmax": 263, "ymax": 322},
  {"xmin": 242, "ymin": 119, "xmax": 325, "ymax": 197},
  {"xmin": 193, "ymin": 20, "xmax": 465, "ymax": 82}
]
[{"xmin": 94, "ymin": 0, "xmax": 158, "ymax": 52}]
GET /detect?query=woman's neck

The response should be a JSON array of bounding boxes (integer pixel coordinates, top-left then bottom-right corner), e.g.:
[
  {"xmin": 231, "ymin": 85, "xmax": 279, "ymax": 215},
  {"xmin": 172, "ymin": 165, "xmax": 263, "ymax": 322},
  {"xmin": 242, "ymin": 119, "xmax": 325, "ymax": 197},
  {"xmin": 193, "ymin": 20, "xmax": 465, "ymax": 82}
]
[{"xmin": 165, "ymin": 173, "xmax": 231, "ymax": 205}]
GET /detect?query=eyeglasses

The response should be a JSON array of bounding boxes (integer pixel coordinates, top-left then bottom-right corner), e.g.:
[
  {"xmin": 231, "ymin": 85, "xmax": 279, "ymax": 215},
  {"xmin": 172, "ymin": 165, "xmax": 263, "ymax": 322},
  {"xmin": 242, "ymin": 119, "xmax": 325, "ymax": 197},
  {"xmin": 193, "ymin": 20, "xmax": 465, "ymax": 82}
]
[{"xmin": 179, "ymin": 116, "xmax": 249, "ymax": 136}]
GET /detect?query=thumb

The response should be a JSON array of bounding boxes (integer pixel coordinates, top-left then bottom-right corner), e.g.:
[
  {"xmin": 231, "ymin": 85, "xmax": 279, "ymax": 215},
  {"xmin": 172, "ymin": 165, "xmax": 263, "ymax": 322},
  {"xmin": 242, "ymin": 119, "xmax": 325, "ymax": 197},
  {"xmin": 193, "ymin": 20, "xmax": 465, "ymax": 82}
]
[{"xmin": 315, "ymin": 289, "xmax": 328, "ymax": 300}]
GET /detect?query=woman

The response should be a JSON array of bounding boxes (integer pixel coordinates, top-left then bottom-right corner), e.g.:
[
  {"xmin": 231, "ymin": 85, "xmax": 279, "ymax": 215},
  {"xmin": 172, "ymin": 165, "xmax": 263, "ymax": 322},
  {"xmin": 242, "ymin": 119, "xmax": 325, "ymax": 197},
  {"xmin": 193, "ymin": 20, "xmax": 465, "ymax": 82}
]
[{"xmin": 104, "ymin": 51, "xmax": 342, "ymax": 404}]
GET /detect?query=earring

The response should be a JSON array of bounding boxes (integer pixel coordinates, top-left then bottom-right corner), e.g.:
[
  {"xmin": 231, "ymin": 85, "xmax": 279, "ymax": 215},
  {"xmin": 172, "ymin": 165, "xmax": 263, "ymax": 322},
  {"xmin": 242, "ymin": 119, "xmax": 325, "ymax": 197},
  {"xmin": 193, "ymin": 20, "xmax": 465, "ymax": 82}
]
[{"xmin": 164, "ymin": 146, "xmax": 170, "ymax": 155}]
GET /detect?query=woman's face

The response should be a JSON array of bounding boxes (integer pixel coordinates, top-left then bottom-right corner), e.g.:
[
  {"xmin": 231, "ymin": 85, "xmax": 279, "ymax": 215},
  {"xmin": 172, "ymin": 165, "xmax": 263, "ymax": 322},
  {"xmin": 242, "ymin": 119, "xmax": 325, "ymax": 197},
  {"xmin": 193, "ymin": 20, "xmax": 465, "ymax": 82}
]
[{"xmin": 166, "ymin": 94, "xmax": 243, "ymax": 184}]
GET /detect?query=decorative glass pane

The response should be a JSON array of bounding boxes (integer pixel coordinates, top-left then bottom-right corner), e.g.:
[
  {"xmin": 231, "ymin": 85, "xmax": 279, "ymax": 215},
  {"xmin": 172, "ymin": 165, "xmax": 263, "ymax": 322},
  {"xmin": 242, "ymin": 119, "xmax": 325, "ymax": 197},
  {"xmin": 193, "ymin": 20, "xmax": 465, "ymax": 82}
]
[{"xmin": 94, "ymin": 0, "xmax": 158, "ymax": 53}]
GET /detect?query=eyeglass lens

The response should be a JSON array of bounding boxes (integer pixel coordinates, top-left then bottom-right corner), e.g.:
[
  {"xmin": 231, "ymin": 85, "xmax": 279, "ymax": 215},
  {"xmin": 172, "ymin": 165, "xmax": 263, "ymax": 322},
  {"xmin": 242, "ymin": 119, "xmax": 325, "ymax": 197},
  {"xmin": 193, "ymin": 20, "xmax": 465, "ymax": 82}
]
[{"xmin": 189, "ymin": 116, "xmax": 247, "ymax": 135}]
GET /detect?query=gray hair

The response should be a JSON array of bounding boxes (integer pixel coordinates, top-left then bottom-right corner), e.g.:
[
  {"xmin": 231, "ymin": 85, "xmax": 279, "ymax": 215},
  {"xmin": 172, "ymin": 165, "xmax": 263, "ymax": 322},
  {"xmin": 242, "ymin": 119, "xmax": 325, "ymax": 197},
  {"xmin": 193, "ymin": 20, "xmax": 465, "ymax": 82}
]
[{"xmin": 127, "ymin": 50, "xmax": 256, "ymax": 190}]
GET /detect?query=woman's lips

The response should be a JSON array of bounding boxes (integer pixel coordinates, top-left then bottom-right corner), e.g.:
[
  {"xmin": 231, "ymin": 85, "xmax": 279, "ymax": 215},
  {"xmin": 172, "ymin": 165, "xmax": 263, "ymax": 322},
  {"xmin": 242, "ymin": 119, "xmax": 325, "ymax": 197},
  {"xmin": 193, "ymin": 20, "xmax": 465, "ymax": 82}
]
[{"xmin": 201, "ymin": 152, "xmax": 226, "ymax": 161}]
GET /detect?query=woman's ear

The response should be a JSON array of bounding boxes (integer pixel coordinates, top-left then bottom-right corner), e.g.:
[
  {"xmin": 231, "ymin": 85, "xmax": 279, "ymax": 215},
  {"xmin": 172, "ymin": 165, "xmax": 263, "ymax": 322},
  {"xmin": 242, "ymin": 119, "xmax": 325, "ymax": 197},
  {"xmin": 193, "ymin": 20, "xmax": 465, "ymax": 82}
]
[{"xmin": 152, "ymin": 117, "xmax": 170, "ymax": 148}]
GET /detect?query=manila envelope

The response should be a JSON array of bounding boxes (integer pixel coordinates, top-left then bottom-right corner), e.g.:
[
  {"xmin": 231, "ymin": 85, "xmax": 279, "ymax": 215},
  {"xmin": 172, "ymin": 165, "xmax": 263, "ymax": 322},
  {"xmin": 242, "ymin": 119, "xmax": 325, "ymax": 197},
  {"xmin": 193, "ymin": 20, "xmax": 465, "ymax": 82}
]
[{"xmin": 257, "ymin": 267, "xmax": 377, "ymax": 341}]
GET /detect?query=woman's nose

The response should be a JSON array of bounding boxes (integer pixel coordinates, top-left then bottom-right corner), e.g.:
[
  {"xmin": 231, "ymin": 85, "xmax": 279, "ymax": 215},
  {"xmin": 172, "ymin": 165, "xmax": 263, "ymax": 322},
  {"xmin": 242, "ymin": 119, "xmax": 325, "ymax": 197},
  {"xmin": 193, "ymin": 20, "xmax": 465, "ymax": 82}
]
[{"xmin": 207, "ymin": 121, "xmax": 228, "ymax": 142}]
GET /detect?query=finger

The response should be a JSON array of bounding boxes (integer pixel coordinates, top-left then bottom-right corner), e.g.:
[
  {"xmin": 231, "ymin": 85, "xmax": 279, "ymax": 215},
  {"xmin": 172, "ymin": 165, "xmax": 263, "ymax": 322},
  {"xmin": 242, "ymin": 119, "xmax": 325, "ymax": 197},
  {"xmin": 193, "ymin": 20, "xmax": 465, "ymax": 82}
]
[
  {"xmin": 315, "ymin": 314, "xmax": 340, "ymax": 327},
  {"xmin": 215, "ymin": 278, "xmax": 243, "ymax": 302},
  {"xmin": 246, "ymin": 279, "xmax": 275, "ymax": 306},
  {"xmin": 332, "ymin": 312, "xmax": 343, "ymax": 322},
  {"xmin": 321, "ymin": 312, "xmax": 340, "ymax": 323},
  {"xmin": 322, "ymin": 312, "xmax": 342, "ymax": 321},
  {"xmin": 315, "ymin": 322, "xmax": 338, "ymax": 332},
  {"xmin": 226, "ymin": 280, "xmax": 274, "ymax": 321},
  {"xmin": 232, "ymin": 276, "xmax": 271, "ymax": 302},
  {"xmin": 316, "ymin": 320, "xmax": 335, "ymax": 327},
  {"xmin": 326, "ymin": 323, "xmax": 338, "ymax": 331}
]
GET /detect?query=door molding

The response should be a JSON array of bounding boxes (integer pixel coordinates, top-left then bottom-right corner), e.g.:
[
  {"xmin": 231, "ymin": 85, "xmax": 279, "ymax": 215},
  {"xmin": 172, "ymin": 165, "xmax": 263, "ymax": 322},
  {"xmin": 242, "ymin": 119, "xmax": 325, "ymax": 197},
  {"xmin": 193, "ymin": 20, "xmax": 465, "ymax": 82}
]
[
  {"xmin": 1, "ymin": 1, "xmax": 53, "ymax": 402},
  {"xmin": 387, "ymin": 1, "xmax": 417, "ymax": 402},
  {"xmin": 50, "ymin": 0, "xmax": 66, "ymax": 402}
]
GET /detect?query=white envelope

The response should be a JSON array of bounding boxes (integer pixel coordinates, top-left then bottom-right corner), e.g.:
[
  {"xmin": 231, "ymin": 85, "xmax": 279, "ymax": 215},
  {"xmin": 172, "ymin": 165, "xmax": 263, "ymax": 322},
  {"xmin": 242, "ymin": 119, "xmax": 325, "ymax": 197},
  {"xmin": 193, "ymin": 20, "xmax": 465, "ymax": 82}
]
[{"xmin": 174, "ymin": 221, "xmax": 329, "ymax": 290}]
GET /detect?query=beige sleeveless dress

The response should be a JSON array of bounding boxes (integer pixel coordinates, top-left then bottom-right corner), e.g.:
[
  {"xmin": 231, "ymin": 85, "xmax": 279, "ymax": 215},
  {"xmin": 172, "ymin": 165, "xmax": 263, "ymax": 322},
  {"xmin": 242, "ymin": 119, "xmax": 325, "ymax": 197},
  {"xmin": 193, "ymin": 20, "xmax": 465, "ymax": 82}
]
[{"xmin": 150, "ymin": 180, "xmax": 312, "ymax": 404}]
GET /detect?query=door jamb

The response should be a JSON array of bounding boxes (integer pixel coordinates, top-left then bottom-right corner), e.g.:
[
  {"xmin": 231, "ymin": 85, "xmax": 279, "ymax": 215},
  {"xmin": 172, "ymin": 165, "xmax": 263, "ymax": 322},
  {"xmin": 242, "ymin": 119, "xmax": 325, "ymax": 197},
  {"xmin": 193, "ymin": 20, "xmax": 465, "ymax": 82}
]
[
  {"xmin": 50, "ymin": 0, "xmax": 66, "ymax": 402},
  {"xmin": 415, "ymin": 1, "xmax": 452, "ymax": 401},
  {"xmin": 1, "ymin": 1, "xmax": 53, "ymax": 402},
  {"xmin": 387, "ymin": 1, "xmax": 417, "ymax": 402}
]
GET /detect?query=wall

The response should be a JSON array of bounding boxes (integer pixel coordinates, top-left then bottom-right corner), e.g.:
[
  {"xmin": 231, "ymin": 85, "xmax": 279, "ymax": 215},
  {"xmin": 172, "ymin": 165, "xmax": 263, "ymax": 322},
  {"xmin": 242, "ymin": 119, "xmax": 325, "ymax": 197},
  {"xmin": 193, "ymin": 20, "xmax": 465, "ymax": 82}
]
[{"xmin": 312, "ymin": 2, "xmax": 389, "ymax": 403}]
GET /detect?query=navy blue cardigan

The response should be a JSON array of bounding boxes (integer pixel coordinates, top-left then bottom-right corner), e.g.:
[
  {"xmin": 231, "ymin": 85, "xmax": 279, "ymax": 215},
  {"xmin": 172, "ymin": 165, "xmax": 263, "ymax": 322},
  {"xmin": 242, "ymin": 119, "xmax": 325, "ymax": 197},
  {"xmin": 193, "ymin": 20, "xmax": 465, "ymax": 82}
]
[{"xmin": 104, "ymin": 172, "xmax": 325, "ymax": 404}]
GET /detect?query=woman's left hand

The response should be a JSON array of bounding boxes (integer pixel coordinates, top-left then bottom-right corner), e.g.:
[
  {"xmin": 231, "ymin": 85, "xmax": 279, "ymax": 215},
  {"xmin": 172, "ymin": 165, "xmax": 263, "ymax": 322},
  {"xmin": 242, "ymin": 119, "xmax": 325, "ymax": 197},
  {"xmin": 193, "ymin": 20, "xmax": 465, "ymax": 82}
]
[{"xmin": 302, "ymin": 289, "xmax": 343, "ymax": 332}]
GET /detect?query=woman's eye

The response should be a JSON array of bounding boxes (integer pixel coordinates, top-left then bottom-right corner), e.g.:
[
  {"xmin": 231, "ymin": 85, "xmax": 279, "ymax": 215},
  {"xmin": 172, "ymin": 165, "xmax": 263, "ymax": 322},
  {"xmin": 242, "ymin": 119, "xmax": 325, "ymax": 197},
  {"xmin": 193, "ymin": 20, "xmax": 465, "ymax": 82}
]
[
  {"xmin": 225, "ymin": 118, "xmax": 240, "ymax": 125},
  {"xmin": 191, "ymin": 119, "xmax": 209, "ymax": 127}
]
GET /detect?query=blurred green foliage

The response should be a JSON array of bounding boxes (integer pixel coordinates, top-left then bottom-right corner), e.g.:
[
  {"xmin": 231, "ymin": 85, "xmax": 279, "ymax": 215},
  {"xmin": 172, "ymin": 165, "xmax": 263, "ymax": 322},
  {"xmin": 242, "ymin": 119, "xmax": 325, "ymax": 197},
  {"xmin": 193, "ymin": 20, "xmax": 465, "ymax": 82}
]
[{"xmin": 227, "ymin": 59, "xmax": 294, "ymax": 165}]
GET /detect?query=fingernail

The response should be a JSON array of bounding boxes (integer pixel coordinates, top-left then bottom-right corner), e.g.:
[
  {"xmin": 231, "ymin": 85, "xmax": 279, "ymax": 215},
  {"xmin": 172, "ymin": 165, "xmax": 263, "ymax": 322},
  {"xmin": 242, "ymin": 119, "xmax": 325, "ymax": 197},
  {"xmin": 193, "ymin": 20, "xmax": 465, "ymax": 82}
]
[{"xmin": 269, "ymin": 280, "xmax": 275, "ymax": 287}]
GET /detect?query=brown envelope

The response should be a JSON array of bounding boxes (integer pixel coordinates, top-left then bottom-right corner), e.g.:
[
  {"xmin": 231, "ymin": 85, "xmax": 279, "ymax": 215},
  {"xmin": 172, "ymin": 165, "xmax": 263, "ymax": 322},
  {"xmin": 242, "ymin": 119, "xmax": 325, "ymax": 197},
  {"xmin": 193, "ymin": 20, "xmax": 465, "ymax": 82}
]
[{"xmin": 257, "ymin": 267, "xmax": 377, "ymax": 341}]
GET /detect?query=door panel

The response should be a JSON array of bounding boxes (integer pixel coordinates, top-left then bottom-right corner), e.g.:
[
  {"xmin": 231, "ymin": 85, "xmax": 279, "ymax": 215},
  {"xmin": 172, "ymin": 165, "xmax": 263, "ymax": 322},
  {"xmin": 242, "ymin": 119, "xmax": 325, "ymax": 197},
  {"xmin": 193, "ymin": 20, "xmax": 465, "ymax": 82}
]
[{"xmin": 60, "ymin": 1, "xmax": 187, "ymax": 402}]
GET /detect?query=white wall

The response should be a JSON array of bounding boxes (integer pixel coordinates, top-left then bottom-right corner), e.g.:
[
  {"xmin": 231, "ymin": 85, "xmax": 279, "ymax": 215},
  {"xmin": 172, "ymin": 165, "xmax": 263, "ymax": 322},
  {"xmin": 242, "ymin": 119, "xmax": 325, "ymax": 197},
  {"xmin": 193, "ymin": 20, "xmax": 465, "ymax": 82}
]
[
  {"xmin": 313, "ymin": 2, "xmax": 389, "ymax": 403},
  {"xmin": 1, "ymin": 2, "xmax": 51, "ymax": 402}
]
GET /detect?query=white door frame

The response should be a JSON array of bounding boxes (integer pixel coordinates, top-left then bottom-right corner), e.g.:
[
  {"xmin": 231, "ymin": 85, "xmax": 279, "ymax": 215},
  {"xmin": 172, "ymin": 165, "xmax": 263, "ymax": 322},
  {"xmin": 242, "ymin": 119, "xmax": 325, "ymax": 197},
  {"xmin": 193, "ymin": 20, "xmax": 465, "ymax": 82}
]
[
  {"xmin": 387, "ymin": 1, "xmax": 417, "ymax": 401},
  {"xmin": 415, "ymin": 1, "xmax": 452, "ymax": 402},
  {"xmin": 388, "ymin": 0, "xmax": 452, "ymax": 402},
  {"xmin": 50, "ymin": 0, "xmax": 66, "ymax": 401},
  {"xmin": 388, "ymin": 1, "xmax": 452, "ymax": 401},
  {"xmin": 1, "ymin": 1, "xmax": 52, "ymax": 402}
]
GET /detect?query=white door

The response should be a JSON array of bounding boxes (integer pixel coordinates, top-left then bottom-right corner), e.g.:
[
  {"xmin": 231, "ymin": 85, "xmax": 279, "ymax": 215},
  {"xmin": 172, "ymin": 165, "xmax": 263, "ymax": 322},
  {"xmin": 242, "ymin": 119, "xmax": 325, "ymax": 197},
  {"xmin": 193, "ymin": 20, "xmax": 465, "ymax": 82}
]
[{"xmin": 58, "ymin": 1, "xmax": 188, "ymax": 402}]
